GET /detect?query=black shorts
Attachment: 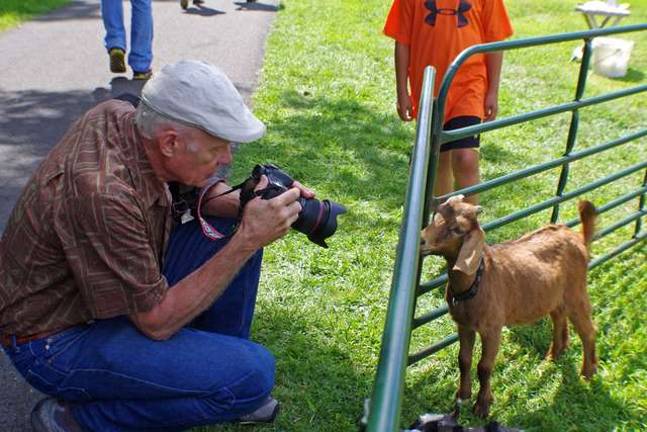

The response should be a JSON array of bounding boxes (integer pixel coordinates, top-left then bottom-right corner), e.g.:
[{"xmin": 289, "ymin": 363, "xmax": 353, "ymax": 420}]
[{"xmin": 440, "ymin": 116, "xmax": 481, "ymax": 153}]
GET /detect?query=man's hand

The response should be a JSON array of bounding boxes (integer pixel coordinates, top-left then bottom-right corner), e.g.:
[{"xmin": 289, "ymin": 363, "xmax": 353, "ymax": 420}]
[
  {"xmin": 292, "ymin": 180, "xmax": 315, "ymax": 200},
  {"xmin": 484, "ymin": 91, "xmax": 498, "ymax": 122},
  {"xmin": 236, "ymin": 175, "xmax": 303, "ymax": 249}
]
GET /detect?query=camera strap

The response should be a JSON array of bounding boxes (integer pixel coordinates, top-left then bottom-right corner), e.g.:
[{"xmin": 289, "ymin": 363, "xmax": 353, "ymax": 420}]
[
  {"xmin": 196, "ymin": 178, "xmax": 241, "ymax": 240},
  {"xmin": 196, "ymin": 177, "xmax": 279, "ymax": 241}
]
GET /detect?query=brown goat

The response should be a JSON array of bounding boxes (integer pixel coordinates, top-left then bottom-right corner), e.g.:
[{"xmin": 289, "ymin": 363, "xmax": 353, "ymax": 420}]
[{"xmin": 420, "ymin": 195, "xmax": 597, "ymax": 418}]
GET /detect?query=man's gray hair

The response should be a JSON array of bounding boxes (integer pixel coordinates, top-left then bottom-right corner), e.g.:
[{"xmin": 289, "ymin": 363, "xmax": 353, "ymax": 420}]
[{"xmin": 134, "ymin": 102, "xmax": 190, "ymax": 139}]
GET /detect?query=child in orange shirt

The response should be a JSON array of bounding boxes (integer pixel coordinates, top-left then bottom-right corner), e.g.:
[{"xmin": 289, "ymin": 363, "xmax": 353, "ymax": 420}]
[{"xmin": 384, "ymin": 0, "xmax": 513, "ymax": 203}]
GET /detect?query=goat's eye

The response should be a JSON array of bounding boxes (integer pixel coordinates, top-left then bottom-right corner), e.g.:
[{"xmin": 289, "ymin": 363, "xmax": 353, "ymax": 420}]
[{"xmin": 449, "ymin": 226, "xmax": 463, "ymax": 235}]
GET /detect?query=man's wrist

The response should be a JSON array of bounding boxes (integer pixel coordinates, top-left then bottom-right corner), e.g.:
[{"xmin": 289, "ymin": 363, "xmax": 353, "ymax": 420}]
[{"xmin": 230, "ymin": 225, "xmax": 260, "ymax": 256}]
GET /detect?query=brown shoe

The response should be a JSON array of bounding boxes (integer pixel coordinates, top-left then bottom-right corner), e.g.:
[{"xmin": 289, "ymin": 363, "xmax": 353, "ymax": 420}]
[
  {"xmin": 109, "ymin": 48, "xmax": 126, "ymax": 73},
  {"xmin": 133, "ymin": 70, "xmax": 153, "ymax": 80},
  {"xmin": 180, "ymin": 0, "xmax": 188, "ymax": 9}
]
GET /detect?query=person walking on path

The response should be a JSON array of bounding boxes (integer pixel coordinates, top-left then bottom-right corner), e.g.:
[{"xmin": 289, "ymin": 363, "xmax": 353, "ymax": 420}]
[
  {"xmin": 180, "ymin": 0, "xmax": 205, "ymax": 10},
  {"xmin": 0, "ymin": 60, "xmax": 314, "ymax": 431},
  {"xmin": 384, "ymin": 0, "xmax": 513, "ymax": 204},
  {"xmin": 101, "ymin": 0, "xmax": 154, "ymax": 80}
]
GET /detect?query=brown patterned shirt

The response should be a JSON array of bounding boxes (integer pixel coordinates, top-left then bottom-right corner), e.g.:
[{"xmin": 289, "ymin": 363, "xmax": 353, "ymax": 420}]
[{"xmin": 0, "ymin": 100, "xmax": 172, "ymax": 336}]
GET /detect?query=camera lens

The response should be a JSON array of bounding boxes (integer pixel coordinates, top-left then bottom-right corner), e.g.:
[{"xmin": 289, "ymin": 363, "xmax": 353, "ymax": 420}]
[
  {"xmin": 292, "ymin": 198, "xmax": 346, "ymax": 248},
  {"xmin": 238, "ymin": 164, "xmax": 346, "ymax": 248}
]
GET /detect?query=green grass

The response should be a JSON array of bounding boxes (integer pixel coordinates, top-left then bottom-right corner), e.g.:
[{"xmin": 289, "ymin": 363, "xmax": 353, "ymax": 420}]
[
  {"xmin": 201, "ymin": 1, "xmax": 646, "ymax": 431},
  {"xmin": 0, "ymin": 0, "xmax": 70, "ymax": 31}
]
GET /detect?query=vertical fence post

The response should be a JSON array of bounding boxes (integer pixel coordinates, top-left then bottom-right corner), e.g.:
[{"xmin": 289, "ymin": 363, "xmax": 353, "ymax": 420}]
[
  {"xmin": 365, "ymin": 66, "xmax": 436, "ymax": 432},
  {"xmin": 425, "ymin": 98, "xmax": 442, "ymax": 218},
  {"xmin": 551, "ymin": 38, "xmax": 593, "ymax": 223},
  {"xmin": 635, "ymin": 169, "xmax": 647, "ymax": 237}
]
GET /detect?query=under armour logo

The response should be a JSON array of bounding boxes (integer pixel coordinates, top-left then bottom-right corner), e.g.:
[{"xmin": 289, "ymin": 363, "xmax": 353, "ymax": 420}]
[{"xmin": 425, "ymin": 0, "xmax": 472, "ymax": 28}]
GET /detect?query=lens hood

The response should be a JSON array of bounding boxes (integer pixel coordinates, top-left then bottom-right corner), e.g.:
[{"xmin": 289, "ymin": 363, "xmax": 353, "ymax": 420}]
[{"xmin": 306, "ymin": 200, "xmax": 347, "ymax": 248}]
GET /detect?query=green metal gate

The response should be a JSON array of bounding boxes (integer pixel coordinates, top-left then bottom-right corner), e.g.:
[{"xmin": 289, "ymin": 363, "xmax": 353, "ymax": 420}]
[{"xmin": 364, "ymin": 23, "xmax": 647, "ymax": 432}]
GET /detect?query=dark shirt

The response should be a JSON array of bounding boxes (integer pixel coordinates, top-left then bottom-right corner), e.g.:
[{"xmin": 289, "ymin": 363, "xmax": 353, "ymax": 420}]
[{"xmin": 0, "ymin": 100, "xmax": 172, "ymax": 336}]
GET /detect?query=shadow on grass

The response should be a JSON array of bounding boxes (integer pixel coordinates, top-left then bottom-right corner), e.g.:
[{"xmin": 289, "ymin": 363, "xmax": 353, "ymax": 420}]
[
  {"xmin": 501, "ymin": 319, "xmax": 640, "ymax": 430},
  {"xmin": 506, "ymin": 320, "xmax": 553, "ymax": 360},
  {"xmin": 506, "ymin": 361, "xmax": 636, "ymax": 431},
  {"xmin": 480, "ymin": 141, "xmax": 534, "ymax": 170},
  {"xmin": 236, "ymin": 90, "xmax": 414, "ymax": 213},
  {"xmin": 400, "ymin": 321, "xmax": 639, "ymax": 431},
  {"xmin": 400, "ymin": 361, "xmax": 459, "ymax": 428},
  {"xmin": 209, "ymin": 302, "xmax": 371, "ymax": 432},
  {"xmin": 609, "ymin": 68, "xmax": 645, "ymax": 83}
]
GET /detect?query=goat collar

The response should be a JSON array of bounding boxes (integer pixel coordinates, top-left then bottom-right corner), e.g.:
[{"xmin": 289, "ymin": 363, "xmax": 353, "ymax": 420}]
[{"xmin": 450, "ymin": 258, "xmax": 484, "ymax": 306}]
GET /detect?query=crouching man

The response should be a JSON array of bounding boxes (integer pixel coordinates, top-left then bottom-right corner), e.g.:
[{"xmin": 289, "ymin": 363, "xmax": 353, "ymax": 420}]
[{"xmin": 0, "ymin": 60, "xmax": 314, "ymax": 431}]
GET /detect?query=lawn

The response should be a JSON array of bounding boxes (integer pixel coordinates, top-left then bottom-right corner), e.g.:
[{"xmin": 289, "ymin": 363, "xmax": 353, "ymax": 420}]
[
  {"xmin": 0, "ymin": 0, "xmax": 69, "ymax": 31},
  {"xmin": 202, "ymin": 1, "xmax": 646, "ymax": 431},
  {"xmin": 1, "ymin": 0, "xmax": 643, "ymax": 431}
]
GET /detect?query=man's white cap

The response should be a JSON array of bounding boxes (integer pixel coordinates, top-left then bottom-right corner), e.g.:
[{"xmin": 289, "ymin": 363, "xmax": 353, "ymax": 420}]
[{"xmin": 140, "ymin": 60, "xmax": 266, "ymax": 143}]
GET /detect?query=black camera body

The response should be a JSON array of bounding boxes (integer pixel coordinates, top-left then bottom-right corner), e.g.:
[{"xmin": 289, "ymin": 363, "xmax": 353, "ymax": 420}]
[{"xmin": 239, "ymin": 164, "xmax": 346, "ymax": 248}]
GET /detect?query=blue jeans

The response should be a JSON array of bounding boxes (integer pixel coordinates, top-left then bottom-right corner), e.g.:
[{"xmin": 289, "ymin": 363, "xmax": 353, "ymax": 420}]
[
  {"xmin": 3, "ymin": 218, "xmax": 273, "ymax": 431},
  {"xmin": 101, "ymin": 0, "xmax": 153, "ymax": 72}
]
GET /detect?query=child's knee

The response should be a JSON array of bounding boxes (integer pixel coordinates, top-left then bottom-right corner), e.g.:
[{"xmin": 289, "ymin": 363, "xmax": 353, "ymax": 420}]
[{"xmin": 452, "ymin": 149, "xmax": 479, "ymax": 172}]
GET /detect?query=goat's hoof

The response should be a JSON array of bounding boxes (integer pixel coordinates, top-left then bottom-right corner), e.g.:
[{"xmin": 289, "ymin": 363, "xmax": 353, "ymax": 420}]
[
  {"xmin": 473, "ymin": 401, "xmax": 490, "ymax": 419},
  {"xmin": 546, "ymin": 344, "xmax": 566, "ymax": 361},
  {"xmin": 456, "ymin": 389, "xmax": 472, "ymax": 400},
  {"xmin": 582, "ymin": 364, "xmax": 597, "ymax": 380}
]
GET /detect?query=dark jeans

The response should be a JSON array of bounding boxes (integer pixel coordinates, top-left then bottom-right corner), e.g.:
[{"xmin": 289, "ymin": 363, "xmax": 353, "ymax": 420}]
[{"xmin": 3, "ymin": 218, "xmax": 273, "ymax": 431}]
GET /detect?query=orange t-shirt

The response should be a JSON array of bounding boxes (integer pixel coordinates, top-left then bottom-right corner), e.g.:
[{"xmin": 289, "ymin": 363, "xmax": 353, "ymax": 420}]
[{"xmin": 384, "ymin": 0, "xmax": 513, "ymax": 121}]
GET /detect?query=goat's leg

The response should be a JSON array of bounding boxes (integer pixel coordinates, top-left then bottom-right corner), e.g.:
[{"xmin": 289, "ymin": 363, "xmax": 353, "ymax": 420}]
[
  {"xmin": 473, "ymin": 329, "xmax": 501, "ymax": 418},
  {"xmin": 547, "ymin": 306, "xmax": 569, "ymax": 360},
  {"xmin": 456, "ymin": 325, "xmax": 476, "ymax": 401},
  {"xmin": 568, "ymin": 300, "xmax": 597, "ymax": 379}
]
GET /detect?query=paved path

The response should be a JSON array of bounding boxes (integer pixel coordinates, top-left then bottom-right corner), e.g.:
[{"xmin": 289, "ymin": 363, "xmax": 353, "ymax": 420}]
[{"xmin": 0, "ymin": 0, "xmax": 279, "ymax": 429}]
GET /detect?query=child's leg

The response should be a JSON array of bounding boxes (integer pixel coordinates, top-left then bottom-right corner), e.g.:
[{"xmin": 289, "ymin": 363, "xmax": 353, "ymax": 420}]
[
  {"xmin": 434, "ymin": 151, "xmax": 454, "ymax": 198},
  {"xmin": 440, "ymin": 116, "xmax": 482, "ymax": 204},
  {"xmin": 451, "ymin": 148, "xmax": 480, "ymax": 205}
]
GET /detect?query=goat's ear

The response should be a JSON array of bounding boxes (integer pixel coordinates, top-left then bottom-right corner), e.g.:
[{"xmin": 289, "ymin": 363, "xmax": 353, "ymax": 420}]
[
  {"xmin": 437, "ymin": 202, "xmax": 455, "ymax": 220},
  {"xmin": 453, "ymin": 228, "xmax": 485, "ymax": 275}
]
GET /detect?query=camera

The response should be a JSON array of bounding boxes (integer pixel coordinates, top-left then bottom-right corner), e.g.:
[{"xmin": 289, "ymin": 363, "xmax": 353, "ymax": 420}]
[{"xmin": 239, "ymin": 164, "xmax": 346, "ymax": 248}]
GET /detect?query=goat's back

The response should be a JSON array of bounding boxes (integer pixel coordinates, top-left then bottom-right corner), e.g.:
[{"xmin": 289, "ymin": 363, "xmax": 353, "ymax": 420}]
[{"xmin": 479, "ymin": 224, "xmax": 589, "ymax": 326}]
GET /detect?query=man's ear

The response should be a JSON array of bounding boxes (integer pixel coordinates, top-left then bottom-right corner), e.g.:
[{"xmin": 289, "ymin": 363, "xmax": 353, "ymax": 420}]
[
  {"xmin": 453, "ymin": 228, "xmax": 485, "ymax": 275},
  {"xmin": 157, "ymin": 129, "xmax": 179, "ymax": 158}
]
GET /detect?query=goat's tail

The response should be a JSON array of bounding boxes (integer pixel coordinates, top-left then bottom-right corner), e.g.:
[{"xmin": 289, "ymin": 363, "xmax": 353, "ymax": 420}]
[{"xmin": 578, "ymin": 200, "xmax": 597, "ymax": 246}]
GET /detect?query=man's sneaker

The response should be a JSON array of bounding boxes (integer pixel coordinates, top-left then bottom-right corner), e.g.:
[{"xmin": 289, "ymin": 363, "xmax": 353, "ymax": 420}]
[
  {"xmin": 237, "ymin": 396, "xmax": 280, "ymax": 425},
  {"xmin": 31, "ymin": 398, "xmax": 83, "ymax": 432},
  {"xmin": 109, "ymin": 48, "xmax": 126, "ymax": 73},
  {"xmin": 133, "ymin": 70, "xmax": 153, "ymax": 80}
]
